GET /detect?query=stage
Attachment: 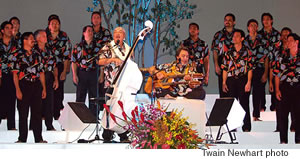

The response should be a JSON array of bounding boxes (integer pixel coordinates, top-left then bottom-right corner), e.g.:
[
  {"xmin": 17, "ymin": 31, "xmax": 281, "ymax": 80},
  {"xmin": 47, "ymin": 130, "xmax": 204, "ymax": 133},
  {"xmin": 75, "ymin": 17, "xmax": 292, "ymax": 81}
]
[{"xmin": 0, "ymin": 94, "xmax": 299, "ymax": 149}]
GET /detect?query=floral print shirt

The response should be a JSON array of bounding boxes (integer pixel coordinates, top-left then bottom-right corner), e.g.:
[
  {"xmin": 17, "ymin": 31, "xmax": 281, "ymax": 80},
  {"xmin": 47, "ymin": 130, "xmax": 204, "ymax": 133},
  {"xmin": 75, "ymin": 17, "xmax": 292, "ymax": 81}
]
[
  {"xmin": 100, "ymin": 41, "xmax": 128, "ymax": 89},
  {"xmin": 33, "ymin": 44, "xmax": 56, "ymax": 72},
  {"xmin": 46, "ymin": 29, "xmax": 72, "ymax": 64},
  {"xmin": 0, "ymin": 38, "xmax": 19, "ymax": 75},
  {"xmin": 221, "ymin": 44, "xmax": 253, "ymax": 77},
  {"xmin": 94, "ymin": 26, "xmax": 112, "ymax": 49},
  {"xmin": 273, "ymin": 49, "xmax": 300, "ymax": 86},
  {"xmin": 257, "ymin": 28, "xmax": 280, "ymax": 63},
  {"xmin": 244, "ymin": 34, "xmax": 268, "ymax": 69},
  {"xmin": 10, "ymin": 48, "xmax": 44, "ymax": 81},
  {"xmin": 182, "ymin": 37, "xmax": 209, "ymax": 75},
  {"xmin": 211, "ymin": 27, "xmax": 235, "ymax": 67},
  {"xmin": 271, "ymin": 42, "xmax": 289, "ymax": 76},
  {"xmin": 71, "ymin": 40, "xmax": 100, "ymax": 71}
]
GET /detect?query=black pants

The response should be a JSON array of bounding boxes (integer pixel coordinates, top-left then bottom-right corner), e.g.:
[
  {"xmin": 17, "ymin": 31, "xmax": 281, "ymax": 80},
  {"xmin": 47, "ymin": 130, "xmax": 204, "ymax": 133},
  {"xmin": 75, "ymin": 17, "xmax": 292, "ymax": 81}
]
[
  {"xmin": 217, "ymin": 57, "xmax": 228, "ymax": 98},
  {"xmin": 252, "ymin": 68, "xmax": 266, "ymax": 118},
  {"xmin": 76, "ymin": 69, "xmax": 98, "ymax": 117},
  {"xmin": 17, "ymin": 80, "xmax": 43, "ymax": 142},
  {"xmin": 270, "ymin": 78, "xmax": 278, "ymax": 110},
  {"xmin": 102, "ymin": 129, "xmax": 128, "ymax": 142},
  {"xmin": 226, "ymin": 76, "xmax": 251, "ymax": 131},
  {"xmin": 98, "ymin": 82, "xmax": 105, "ymax": 111},
  {"xmin": 0, "ymin": 72, "xmax": 16, "ymax": 130},
  {"xmin": 278, "ymin": 82, "xmax": 300, "ymax": 143},
  {"xmin": 42, "ymin": 71, "xmax": 55, "ymax": 130},
  {"xmin": 53, "ymin": 63, "xmax": 65, "ymax": 119}
]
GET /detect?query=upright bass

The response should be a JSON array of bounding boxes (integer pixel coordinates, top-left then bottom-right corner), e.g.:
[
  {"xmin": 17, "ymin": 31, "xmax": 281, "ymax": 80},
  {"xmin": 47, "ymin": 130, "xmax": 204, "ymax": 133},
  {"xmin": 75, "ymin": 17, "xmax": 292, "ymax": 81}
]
[{"xmin": 102, "ymin": 21, "xmax": 153, "ymax": 133}]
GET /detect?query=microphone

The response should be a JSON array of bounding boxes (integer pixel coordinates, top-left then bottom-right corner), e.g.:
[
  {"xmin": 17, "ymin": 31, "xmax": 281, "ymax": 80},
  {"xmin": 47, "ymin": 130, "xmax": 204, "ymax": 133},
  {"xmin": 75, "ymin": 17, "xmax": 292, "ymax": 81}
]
[
  {"xmin": 177, "ymin": 58, "xmax": 181, "ymax": 64},
  {"xmin": 116, "ymin": 40, "xmax": 125, "ymax": 56},
  {"xmin": 115, "ymin": 39, "xmax": 120, "ymax": 46}
]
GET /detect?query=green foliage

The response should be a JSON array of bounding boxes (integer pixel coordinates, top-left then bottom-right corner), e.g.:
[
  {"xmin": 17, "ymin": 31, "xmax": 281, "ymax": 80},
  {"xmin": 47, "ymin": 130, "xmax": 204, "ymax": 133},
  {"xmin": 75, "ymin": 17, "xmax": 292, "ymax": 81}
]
[{"xmin": 87, "ymin": 0, "xmax": 196, "ymax": 64}]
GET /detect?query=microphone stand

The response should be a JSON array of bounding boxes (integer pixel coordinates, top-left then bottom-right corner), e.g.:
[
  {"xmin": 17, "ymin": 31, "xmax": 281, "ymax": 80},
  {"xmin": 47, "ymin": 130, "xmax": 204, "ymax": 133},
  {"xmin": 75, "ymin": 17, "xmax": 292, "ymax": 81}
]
[
  {"xmin": 78, "ymin": 51, "xmax": 104, "ymax": 143},
  {"xmin": 84, "ymin": 40, "xmax": 120, "ymax": 143}
]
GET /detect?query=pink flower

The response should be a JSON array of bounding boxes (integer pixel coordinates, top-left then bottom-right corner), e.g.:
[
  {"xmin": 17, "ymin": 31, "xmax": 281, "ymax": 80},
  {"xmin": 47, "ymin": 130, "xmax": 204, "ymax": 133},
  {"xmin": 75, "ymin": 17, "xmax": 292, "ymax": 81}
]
[
  {"xmin": 140, "ymin": 140, "xmax": 147, "ymax": 149},
  {"xmin": 153, "ymin": 143, "xmax": 158, "ymax": 149},
  {"xmin": 161, "ymin": 144, "xmax": 170, "ymax": 149},
  {"xmin": 131, "ymin": 140, "xmax": 138, "ymax": 147}
]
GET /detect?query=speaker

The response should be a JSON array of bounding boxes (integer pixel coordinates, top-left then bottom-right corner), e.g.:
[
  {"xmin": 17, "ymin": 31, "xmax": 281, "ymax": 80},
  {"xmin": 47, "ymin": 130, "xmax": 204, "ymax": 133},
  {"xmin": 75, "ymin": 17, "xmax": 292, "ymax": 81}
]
[
  {"xmin": 58, "ymin": 102, "xmax": 98, "ymax": 131},
  {"xmin": 206, "ymin": 97, "xmax": 245, "ymax": 131}
]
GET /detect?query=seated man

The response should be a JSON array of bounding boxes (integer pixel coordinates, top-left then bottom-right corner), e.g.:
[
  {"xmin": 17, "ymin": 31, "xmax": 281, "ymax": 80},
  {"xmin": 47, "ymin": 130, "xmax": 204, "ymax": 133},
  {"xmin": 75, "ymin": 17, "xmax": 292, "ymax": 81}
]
[{"xmin": 147, "ymin": 46, "xmax": 206, "ymax": 100}]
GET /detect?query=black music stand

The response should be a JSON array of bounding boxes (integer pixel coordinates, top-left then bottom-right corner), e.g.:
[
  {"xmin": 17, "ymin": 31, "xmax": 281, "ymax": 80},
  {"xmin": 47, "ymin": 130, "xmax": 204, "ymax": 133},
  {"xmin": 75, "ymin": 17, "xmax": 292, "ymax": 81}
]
[
  {"xmin": 206, "ymin": 98, "xmax": 238, "ymax": 144},
  {"xmin": 66, "ymin": 102, "xmax": 102, "ymax": 143}
]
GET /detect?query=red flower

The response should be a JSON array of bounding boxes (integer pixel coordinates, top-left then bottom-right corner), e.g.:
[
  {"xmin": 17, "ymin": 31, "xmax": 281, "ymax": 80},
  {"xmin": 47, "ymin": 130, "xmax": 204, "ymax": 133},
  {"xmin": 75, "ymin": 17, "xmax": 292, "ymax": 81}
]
[
  {"xmin": 177, "ymin": 143, "xmax": 186, "ymax": 149},
  {"xmin": 175, "ymin": 134, "xmax": 183, "ymax": 141},
  {"xmin": 122, "ymin": 112, "xmax": 127, "ymax": 121},
  {"xmin": 110, "ymin": 113, "xmax": 117, "ymax": 123},
  {"xmin": 132, "ymin": 118, "xmax": 137, "ymax": 125},
  {"xmin": 118, "ymin": 101, "xmax": 124, "ymax": 111},
  {"xmin": 134, "ymin": 106, "xmax": 138, "ymax": 115},
  {"xmin": 147, "ymin": 120, "xmax": 154, "ymax": 124},
  {"xmin": 140, "ymin": 113, "xmax": 145, "ymax": 122},
  {"xmin": 103, "ymin": 104, "xmax": 110, "ymax": 113},
  {"xmin": 103, "ymin": 104, "xmax": 117, "ymax": 123},
  {"xmin": 150, "ymin": 126, "xmax": 156, "ymax": 131},
  {"xmin": 140, "ymin": 140, "xmax": 147, "ymax": 149},
  {"xmin": 131, "ymin": 110, "xmax": 136, "ymax": 119}
]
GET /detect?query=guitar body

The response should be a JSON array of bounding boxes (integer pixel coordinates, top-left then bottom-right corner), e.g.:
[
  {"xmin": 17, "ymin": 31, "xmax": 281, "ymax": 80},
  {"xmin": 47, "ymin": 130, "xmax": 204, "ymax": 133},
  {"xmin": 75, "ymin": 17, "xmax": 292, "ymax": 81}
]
[{"xmin": 144, "ymin": 71, "xmax": 174, "ymax": 94}]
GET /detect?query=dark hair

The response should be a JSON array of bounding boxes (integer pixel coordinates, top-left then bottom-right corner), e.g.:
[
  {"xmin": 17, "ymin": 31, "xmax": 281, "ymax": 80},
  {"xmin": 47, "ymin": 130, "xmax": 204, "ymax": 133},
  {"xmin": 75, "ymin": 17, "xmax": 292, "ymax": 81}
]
[
  {"xmin": 1, "ymin": 21, "xmax": 12, "ymax": 31},
  {"xmin": 247, "ymin": 19, "xmax": 258, "ymax": 27},
  {"xmin": 246, "ymin": 19, "xmax": 258, "ymax": 32},
  {"xmin": 224, "ymin": 13, "xmax": 236, "ymax": 22},
  {"xmin": 261, "ymin": 13, "xmax": 273, "ymax": 26},
  {"xmin": 233, "ymin": 29, "xmax": 245, "ymax": 38},
  {"xmin": 287, "ymin": 33, "xmax": 300, "ymax": 48},
  {"xmin": 21, "ymin": 32, "xmax": 34, "ymax": 48},
  {"xmin": 287, "ymin": 33, "xmax": 300, "ymax": 41},
  {"xmin": 33, "ymin": 29, "xmax": 45, "ymax": 40},
  {"xmin": 9, "ymin": 16, "xmax": 20, "ymax": 24},
  {"xmin": 48, "ymin": 14, "xmax": 60, "ymax": 25},
  {"xmin": 281, "ymin": 27, "xmax": 292, "ymax": 34},
  {"xmin": 176, "ymin": 46, "xmax": 190, "ymax": 58},
  {"xmin": 91, "ymin": 11, "xmax": 101, "ymax": 19},
  {"xmin": 189, "ymin": 23, "xmax": 199, "ymax": 30},
  {"xmin": 81, "ymin": 25, "xmax": 93, "ymax": 41}
]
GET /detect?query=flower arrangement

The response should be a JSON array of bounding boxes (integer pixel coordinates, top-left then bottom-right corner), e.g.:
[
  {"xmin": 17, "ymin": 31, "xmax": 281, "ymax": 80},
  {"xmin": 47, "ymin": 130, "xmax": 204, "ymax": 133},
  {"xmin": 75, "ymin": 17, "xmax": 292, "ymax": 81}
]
[{"xmin": 103, "ymin": 101, "xmax": 208, "ymax": 149}]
